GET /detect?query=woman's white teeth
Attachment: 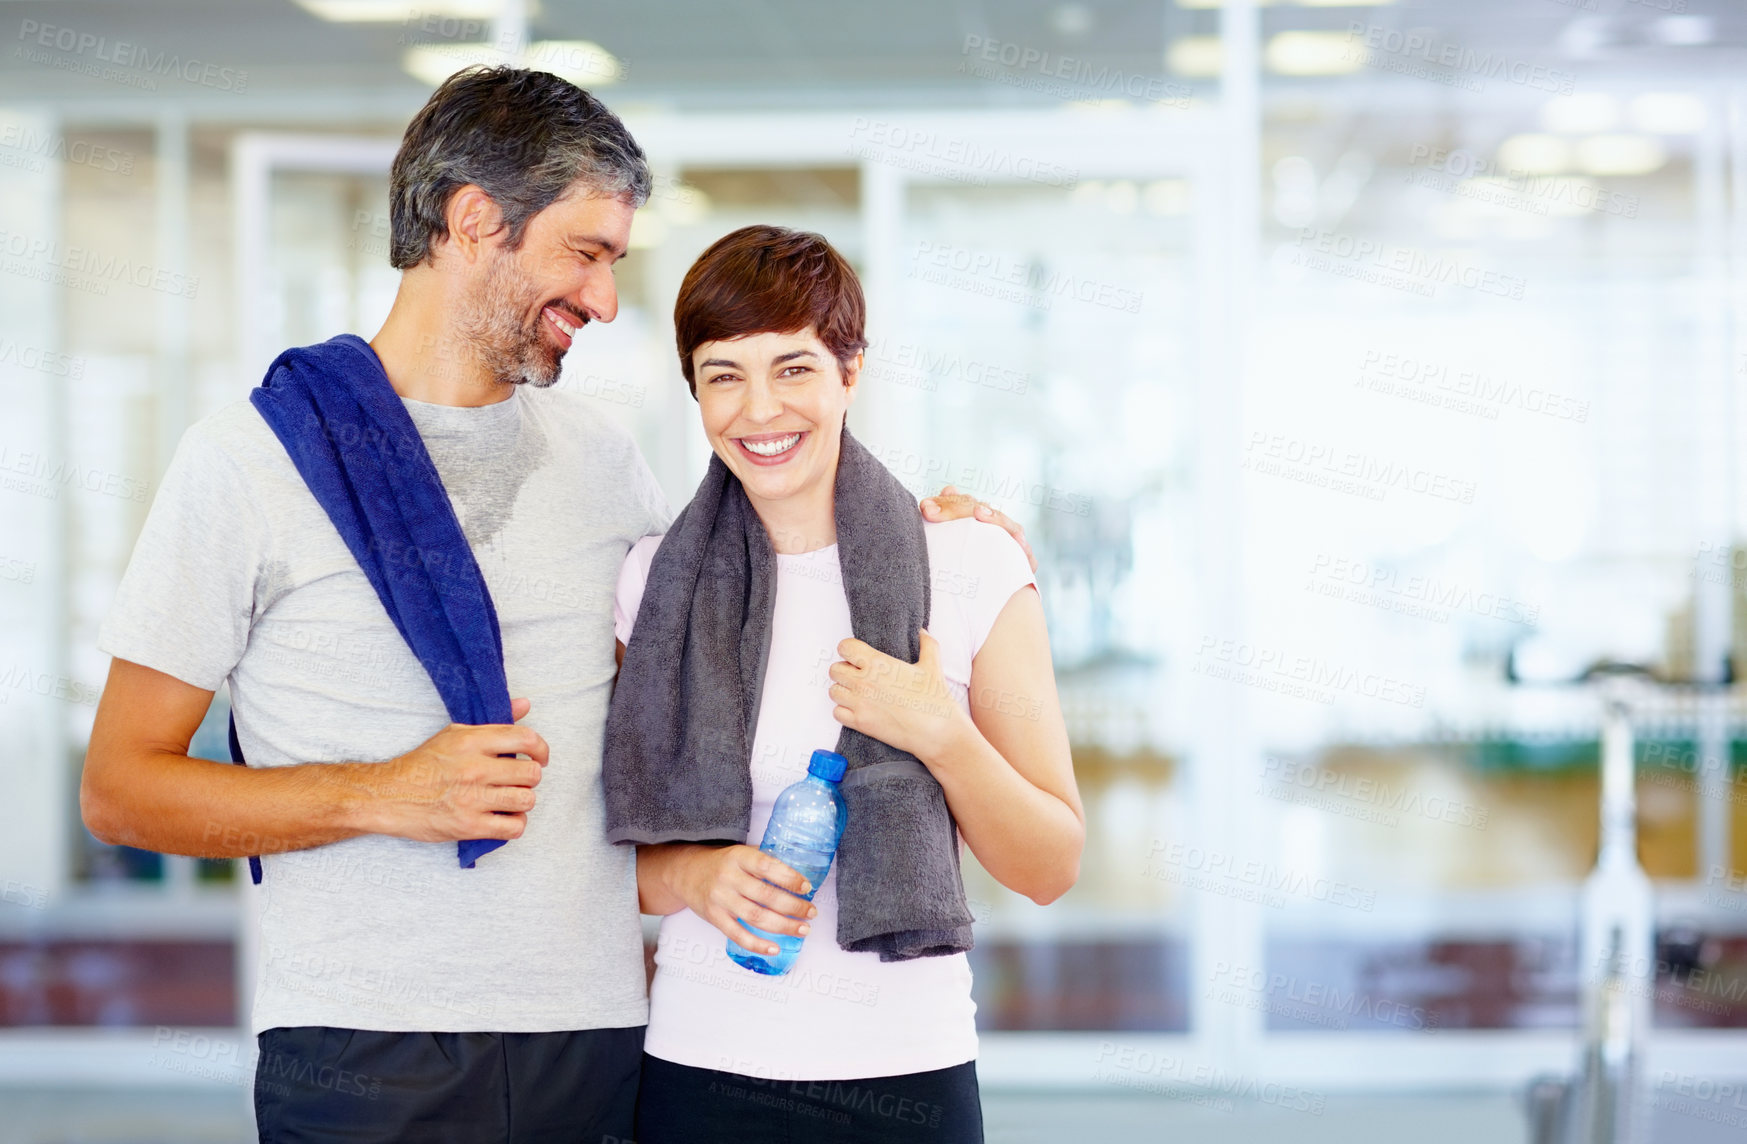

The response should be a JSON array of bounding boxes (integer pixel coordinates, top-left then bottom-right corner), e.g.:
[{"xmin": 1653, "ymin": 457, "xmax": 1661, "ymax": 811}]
[{"xmin": 742, "ymin": 433, "xmax": 801, "ymax": 457}]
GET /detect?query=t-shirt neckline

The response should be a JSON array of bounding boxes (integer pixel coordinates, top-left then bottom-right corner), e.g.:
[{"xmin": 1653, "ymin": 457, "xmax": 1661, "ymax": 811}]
[{"xmin": 775, "ymin": 542, "xmax": 839, "ymax": 561}]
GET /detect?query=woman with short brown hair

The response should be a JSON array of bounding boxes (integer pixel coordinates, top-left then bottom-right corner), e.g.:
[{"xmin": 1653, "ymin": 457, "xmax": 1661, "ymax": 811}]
[{"xmin": 605, "ymin": 224, "xmax": 1083, "ymax": 1143}]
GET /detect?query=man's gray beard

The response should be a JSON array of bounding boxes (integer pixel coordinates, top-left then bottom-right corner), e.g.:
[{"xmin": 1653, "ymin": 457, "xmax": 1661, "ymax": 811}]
[{"xmin": 457, "ymin": 253, "xmax": 565, "ymax": 388}]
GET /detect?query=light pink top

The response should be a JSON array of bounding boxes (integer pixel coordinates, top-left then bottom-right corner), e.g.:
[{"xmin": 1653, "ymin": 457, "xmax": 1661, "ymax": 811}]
[{"xmin": 614, "ymin": 517, "xmax": 1037, "ymax": 1080}]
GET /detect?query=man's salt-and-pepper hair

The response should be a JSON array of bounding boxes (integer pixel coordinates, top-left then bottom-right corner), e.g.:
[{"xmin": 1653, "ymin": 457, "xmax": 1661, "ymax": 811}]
[{"xmin": 388, "ymin": 65, "xmax": 652, "ymax": 270}]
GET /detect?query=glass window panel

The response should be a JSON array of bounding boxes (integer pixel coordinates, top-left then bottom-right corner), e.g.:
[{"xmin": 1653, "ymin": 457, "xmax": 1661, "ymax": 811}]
[{"xmin": 898, "ymin": 177, "xmax": 1198, "ymax": 1031}]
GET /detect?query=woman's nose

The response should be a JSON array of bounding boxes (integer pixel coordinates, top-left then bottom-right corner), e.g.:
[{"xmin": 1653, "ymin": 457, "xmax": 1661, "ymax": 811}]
[{"xmin": 743, "ymin": 377, "xmax": 784, "ymax": 422}]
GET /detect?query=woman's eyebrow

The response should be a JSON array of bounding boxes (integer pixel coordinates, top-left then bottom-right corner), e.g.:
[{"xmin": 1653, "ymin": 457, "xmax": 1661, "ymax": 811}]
[{"xmin": 701, "ymin": 350, "xmax": 817, "ymax": 370}]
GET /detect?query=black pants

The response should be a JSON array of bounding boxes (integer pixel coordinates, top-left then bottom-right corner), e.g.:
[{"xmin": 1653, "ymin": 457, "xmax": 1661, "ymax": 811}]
[
  {"xmin": 254, "ymin": 1025, "xmax": 644, "ymax": 1143},
  {"xmin": 636, "ymin": 1053, "xmax": 984, "ymax": 1144}
]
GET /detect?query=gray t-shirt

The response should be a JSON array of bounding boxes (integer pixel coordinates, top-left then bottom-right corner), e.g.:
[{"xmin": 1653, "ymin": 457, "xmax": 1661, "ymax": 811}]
[{"xmin": 98, "ymin": 385, "xmax": 670, "ymax": 1035}]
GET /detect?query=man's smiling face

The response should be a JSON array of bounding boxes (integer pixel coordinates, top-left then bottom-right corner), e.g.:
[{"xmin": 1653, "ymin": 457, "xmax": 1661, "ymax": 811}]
[{"xmin": 459, "ymin": 188, "xmax": 635, "ymax": 387}]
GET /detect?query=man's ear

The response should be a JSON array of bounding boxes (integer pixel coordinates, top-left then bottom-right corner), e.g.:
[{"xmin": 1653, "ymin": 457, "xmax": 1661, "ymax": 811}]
[{"xmin": 435, "ymin": 185, "xmax": 504, "ymax": 266}]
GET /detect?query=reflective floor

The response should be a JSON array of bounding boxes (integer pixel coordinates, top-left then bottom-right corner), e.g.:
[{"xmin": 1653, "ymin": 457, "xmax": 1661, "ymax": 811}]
[
  {"xmin": 0, "ymin": 1087, "xmax": 1535, "ymax": 1144},
  {"xmin": 7, "ymin": 1085, "xmax": 1747, "ymax": 1144}
]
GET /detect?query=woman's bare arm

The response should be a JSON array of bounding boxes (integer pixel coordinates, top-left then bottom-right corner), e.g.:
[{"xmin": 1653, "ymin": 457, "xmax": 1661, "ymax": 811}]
[{"xmin": 828, "ymin": 586, "xmax": 1083, "ymax": 904}]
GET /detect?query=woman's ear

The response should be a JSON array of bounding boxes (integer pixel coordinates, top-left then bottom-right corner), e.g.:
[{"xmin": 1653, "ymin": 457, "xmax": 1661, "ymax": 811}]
[{"xmin": 841, "ymin": 351, "xmax": 864, "ymax": 404}]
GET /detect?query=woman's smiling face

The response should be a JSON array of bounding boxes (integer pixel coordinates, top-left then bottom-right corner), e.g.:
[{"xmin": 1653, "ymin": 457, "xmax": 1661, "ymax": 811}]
[{"xmin": 693, "ymin": 327, "xmax": 861, "ymax": 507}]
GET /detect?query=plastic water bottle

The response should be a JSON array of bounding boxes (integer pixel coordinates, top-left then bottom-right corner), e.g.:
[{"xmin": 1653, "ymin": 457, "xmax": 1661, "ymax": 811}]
[{"xmin": 726, "ymin": 749, "xmax": 848, "ymax": 976}]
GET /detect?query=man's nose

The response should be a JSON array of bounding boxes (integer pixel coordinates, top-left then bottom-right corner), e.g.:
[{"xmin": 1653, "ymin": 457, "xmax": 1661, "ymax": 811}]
[{"xmin": 575, "ymin": 270, "xmax": 619, "ymax": 325}]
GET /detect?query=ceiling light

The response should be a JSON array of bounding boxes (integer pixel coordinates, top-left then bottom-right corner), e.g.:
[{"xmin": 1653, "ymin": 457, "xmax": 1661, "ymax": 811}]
[
  {"xmin": 1051, "ymin": 4, "xmax": 1094, "ymax": 36},
  {"xmin": 1554, "ymin": 16, "xmax": 1612, "ymax": 59},
  {"xmin": 295, "ymin": 0, "xmax": 503, "ymax": 22},
  {"xmin": 523, "ymin": 40, "xmax": 625, "ymax": 84},
  {"xmin": 405, "ymin": 43, "xmax": 486, "ymax": 85},
  {"xmin": 1265, "ymin": 31, "xmax": 1365, "ymax": 76},
  {"xmin": 1071, "ymin": 180, "xmax": 1106, "ymax": 207},
  {"xmin": 1574, "ymin": 134, "xmax": 1666, "ymax": 177},
  {"xmin": 1167, "ymin": 36, "xmax": 1223, "ymax": 78},
  {"xmin": 1540, "ymin": 93, "xmax": 1618, "ymax": 134},
  {"xmin": 1143, "ymin": 180, "xmax": 1191, "ymax": 216},
  {"xmin": 404, "ymin": 39, "xmax": 623, "ymax": 87},
  {"xmin": 1628, "ymin": 92, "xmax": 1706, "ymax": 134},
  {"xmin": 405, "ymin": 43, "xmax": 504, "ymax": 85},
  {"xmin": 1497, "ymin": 134, "xmax": 1571, "ymax": 175},
  {"xmin": 1175, "ymin": 0, "xmax": 1395, "ymax": 7},
  {"xmin": 1651, "ymin": 16, "xmax": 1714, "ymax": 47}
]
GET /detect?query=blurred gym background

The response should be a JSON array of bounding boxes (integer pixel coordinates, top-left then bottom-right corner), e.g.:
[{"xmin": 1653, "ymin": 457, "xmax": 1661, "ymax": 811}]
[{"xmin": 1, "ymin": 0, "xmax": 1746, "ymax": 1140}]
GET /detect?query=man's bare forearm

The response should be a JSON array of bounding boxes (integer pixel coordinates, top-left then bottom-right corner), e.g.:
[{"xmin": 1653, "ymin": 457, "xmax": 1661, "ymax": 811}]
[
  {"xmin": 81, "ymin": 659, "xmax": 545, "ymax": 860},
  {"xmin": 81, "ymin": 747, "xmax": 386, "ymax": 858}
]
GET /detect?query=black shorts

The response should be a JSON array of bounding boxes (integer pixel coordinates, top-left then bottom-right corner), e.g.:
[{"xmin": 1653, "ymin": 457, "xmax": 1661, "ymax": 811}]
[
  {"xmin": 254, "ymin": 1024, "xmax": 644, "ymax": 1143},
  {"xmin": 635, "ymin": 1053, "xmax": 984, "ymax": 1144}
]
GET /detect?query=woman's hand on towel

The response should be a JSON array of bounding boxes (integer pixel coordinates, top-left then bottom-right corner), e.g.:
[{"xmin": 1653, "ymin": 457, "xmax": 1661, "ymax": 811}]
[
  {"xmin": 653, "ymin": 844, "xmax": 818, "ymax": 956},
  {"xmin": 921, "ymin": 484, "xmax": 1037, "ymax": 573},
  {"xmin": 828, "ymin": 630, "xmax": 969, "ymax": 764},
  {"xmin": 359, "ymin": 697, "xmax": 549, "ymax": 843}
]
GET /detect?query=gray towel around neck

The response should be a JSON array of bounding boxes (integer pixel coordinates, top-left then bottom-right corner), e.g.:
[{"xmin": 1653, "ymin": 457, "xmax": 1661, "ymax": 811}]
[{"xmin": 603, "ymin": 426, "xmax": 974, "ymax": 961}]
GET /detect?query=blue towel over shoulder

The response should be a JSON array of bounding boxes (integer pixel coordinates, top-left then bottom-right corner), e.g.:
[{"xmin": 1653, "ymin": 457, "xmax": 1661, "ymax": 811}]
[{"xmin": 245, "ymin": 333, "xmax": 515, "ymax": 872}]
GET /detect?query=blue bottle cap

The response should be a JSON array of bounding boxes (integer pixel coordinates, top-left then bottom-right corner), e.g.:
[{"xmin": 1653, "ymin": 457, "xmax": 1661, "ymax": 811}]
[{"xmin": 808, "ymin": 749, "xmax": 848, "ymax": 783}]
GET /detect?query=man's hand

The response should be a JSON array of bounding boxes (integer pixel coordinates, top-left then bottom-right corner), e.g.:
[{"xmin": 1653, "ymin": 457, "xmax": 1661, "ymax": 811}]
[
  {"xmin": 358, "ymin": 697, "xmax": 549, "ymax": 843},
  {"xmin": 82, "ymin": 659, "xmax": 550, "ymax": 860},
  {"xmin": 922, "ymin": 484, "xmax": 1037, "ymax": 572}
]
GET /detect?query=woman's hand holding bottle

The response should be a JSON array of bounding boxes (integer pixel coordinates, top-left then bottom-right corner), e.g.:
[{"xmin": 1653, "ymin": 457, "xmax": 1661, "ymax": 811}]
[{"xmin": 664, "ymin": 843, "xmax": 817, "ymax": 957}]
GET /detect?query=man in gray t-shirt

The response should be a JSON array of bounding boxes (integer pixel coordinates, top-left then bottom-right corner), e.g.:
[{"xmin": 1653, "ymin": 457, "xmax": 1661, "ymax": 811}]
[
  {"xmin": 84, "ymin": 67, "xmax": 671, "ymax": 1141},
  {"xmin": 99, "ymin": 388, "xmax": 668, "ymax": 1039},
  {"xmin": 83, "ymin": 66, "xmax": 1029, "ymax": 1144}
]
